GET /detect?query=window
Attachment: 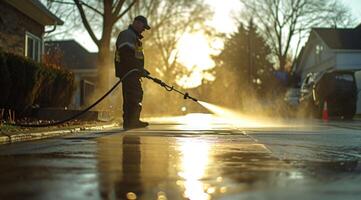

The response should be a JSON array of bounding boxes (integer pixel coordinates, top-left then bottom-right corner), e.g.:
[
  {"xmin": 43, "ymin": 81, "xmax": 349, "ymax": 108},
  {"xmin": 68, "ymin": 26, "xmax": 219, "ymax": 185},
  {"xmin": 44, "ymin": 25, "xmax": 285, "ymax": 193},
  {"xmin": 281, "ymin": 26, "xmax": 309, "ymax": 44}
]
[
  {"xmin": 25, "ymin": 32, "xmax": 42, "ymax": 62},
  {"xmin": 315, "ymin": 44, "xmax": 323, "ymax": 64},
  {"xmin": 80, "ymin": 79, "xmax": 95, "ymax": 106}
]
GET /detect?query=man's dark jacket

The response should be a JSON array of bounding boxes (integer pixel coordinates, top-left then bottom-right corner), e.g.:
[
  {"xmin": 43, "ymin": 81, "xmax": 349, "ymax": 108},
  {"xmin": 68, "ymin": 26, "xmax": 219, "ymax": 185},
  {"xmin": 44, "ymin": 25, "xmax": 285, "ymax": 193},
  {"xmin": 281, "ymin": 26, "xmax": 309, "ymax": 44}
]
[{"xmin": 114, "ymin": 25, "xmax": 144, "ymax": 79}]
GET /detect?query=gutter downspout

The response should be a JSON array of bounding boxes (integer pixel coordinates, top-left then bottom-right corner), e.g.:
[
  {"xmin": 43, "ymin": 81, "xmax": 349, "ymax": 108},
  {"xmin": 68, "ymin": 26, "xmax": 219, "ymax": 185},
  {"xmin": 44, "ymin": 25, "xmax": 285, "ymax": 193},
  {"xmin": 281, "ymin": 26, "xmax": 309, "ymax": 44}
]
[
  {"xmin": 44, "ymin": 22, "xmax": 58, "ymax": 34},
  {"xmin": 41, "ymin": 22, "xmax": 58, "ymax": 62}
]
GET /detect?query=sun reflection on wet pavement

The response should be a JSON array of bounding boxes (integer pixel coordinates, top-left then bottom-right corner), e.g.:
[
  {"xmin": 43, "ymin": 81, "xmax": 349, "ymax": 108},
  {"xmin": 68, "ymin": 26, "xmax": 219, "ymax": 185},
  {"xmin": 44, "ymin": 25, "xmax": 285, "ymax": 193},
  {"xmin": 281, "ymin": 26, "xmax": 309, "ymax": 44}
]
[
  {"xmin": 95, "ymin": 128, "xmax": 299, "ymax": 199},
  {"xmin": 177, "ymin": 139, "xmax": 212, "ymax": 200}
]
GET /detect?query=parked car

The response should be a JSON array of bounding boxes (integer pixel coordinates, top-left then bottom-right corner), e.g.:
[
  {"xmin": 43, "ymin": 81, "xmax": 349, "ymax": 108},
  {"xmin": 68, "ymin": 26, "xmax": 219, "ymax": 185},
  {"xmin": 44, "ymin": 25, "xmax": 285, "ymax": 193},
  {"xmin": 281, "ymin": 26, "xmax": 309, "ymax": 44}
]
[
  {"xmin": 282, "ymin": 87, "xmax": 301, "ymax": 117},
  {"xmin": 299, "ymin": 70, "xmax": 357, "ymax": 119}
]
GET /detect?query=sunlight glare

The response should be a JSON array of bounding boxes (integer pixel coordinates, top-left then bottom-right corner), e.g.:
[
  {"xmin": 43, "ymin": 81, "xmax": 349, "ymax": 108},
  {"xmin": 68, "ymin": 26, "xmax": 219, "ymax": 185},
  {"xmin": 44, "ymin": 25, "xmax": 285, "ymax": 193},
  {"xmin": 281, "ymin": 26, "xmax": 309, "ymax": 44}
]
[
  {"xmin": 177, "ymin": 33, "xmax": 215, "ymax": 71},
  {"xmin": 206, "ymin": 0, "xmax": 242, "ymax": 33},
  {"xmin": 177, "ymin": 139, "xmax": 212, "ymax": 200},
  {"xmin": 176, "ymin": 32, "xmax": 218, "ymax": 88}
]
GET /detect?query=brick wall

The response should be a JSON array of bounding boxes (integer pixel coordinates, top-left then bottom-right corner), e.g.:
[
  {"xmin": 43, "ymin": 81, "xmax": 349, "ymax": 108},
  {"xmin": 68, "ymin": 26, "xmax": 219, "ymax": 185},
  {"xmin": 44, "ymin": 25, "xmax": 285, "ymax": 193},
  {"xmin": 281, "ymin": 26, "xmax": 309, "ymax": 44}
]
[{"xmin": 0, "ymin": 1, "xmax": 44, "ymax": 56}]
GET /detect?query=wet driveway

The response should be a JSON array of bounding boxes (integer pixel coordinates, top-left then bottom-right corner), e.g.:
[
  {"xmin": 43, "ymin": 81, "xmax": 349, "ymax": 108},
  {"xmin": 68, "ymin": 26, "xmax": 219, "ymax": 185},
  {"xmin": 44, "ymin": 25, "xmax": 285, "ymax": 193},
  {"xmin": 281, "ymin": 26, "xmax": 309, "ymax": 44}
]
[{"xmin": 0, "ymin": 114, "xmax": 361, "ymax": 200}]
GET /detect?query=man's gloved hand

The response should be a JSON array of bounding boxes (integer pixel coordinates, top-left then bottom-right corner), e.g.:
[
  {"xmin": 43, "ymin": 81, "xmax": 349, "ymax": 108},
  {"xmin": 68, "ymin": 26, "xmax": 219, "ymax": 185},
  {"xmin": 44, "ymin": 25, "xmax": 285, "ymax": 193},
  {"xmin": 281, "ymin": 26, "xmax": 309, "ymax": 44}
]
[{"xmin": 141, "ymin": 68, "xmax": 150, "ymax": 77}]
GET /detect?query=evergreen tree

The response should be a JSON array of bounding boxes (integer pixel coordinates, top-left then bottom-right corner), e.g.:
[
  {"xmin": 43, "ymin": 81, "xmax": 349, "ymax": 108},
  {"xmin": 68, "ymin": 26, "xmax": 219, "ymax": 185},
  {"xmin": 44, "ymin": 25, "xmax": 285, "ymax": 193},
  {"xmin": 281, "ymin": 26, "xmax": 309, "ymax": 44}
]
[{"xmin": 211, "ymin": 19, "xmax": 276, "ymax": 109}]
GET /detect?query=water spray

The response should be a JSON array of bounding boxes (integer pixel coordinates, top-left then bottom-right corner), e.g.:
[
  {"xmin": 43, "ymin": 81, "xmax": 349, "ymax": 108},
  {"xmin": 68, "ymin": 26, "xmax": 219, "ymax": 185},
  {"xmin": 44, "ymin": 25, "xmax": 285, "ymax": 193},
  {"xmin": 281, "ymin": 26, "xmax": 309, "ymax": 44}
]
[{"xmin": 145, "ymin": 75, "xmax": 198, "ymax": 102}]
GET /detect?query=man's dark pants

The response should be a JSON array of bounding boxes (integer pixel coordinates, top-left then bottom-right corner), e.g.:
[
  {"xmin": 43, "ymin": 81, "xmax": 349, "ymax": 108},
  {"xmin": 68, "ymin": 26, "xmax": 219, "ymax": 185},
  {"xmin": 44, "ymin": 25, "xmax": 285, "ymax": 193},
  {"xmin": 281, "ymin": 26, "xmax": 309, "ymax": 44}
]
[{"xmin": 122, "ymin": 73, "xmax": 143, "ymax": 125}]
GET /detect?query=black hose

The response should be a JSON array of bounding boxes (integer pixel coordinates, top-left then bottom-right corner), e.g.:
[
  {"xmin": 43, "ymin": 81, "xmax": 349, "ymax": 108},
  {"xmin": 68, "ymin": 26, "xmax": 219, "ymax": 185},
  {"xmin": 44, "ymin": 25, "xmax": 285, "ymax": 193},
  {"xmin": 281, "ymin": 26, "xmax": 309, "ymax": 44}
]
[
  {"xmin": 10, "ymin": 80, "xmax": 121, "ymax": 127},
  {"xmin": 7, "ymin": 69, "xmax": 197, "ymax": 127},
  {"xmin": 8, "ymin": 69, "xmax": 140, "ymax": 127}
]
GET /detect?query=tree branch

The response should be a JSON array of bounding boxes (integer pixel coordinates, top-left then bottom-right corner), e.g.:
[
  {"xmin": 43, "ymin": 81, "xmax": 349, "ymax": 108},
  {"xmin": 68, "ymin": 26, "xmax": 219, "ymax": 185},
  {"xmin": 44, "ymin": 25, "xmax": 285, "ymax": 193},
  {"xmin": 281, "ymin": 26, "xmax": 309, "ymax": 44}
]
[
  {"xmin": 113, "ymin": 0, "xmax": 125, "ymax": 17},
  {"xmin": 114, "ymin": 0, "xmax": 137, "ymax": 23},
  {"xmin": 80, "ymin": 1, "xmax": 103, "ymax": 16},
  {"xmin": 73, "ymin": 0, "xmax": 100, "ymax": 47}
]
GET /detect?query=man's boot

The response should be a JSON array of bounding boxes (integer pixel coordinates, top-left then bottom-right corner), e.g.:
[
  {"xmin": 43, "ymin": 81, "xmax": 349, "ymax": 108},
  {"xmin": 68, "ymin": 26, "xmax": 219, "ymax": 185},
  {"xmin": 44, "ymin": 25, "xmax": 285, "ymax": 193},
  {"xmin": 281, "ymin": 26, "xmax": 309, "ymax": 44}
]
[{"xmin": 123, "ymin": 120, "xmax": 149, "ymax": 130}]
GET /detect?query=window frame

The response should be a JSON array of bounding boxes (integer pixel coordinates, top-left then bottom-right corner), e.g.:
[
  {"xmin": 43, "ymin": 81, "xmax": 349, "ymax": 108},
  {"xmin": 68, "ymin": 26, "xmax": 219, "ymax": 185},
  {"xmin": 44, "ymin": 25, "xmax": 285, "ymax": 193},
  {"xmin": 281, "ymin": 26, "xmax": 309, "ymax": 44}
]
[
  {"xmin": 25, "ymin": 31, "xmax": 42, "ymax": 62},
  {"xmin": 315, "ymin": 44, "xmax": 324, "ymax": 64}
]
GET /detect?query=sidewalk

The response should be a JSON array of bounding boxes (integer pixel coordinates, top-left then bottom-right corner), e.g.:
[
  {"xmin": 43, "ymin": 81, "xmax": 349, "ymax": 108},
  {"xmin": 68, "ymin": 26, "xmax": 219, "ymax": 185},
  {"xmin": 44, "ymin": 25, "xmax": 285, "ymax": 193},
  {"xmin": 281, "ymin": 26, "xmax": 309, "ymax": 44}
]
[{"xmin": 0, "ymin": 121, "xmax": 118, "ymax": 144}]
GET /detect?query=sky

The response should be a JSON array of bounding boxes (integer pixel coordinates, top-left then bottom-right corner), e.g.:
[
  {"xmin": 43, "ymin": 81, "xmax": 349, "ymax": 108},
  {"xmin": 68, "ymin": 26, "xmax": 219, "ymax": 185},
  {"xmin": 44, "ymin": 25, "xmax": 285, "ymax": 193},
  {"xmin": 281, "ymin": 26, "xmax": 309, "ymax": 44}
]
[
  {"xmin": 73, "ymin": 0, "xmax": 243, "ymax": 54},
  {"xmin": 75, "ymin": 0, "xmax": 361, "ymax": 52},
  {"xmin": 340, "ymin": 0, "xmax": 361, "ymax": 20}
]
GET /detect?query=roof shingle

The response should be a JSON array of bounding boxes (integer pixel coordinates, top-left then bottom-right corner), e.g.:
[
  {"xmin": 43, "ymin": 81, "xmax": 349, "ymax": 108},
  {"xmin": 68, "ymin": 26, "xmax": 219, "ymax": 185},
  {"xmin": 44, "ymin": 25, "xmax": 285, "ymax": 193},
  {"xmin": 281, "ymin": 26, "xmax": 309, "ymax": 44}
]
[
  {"xmin": 45, "ymin": 40, "xmax": 97, "ymax": 70},
  {"xmin": 313, "ymin": 24, "xmax": 361, "ymax": 50}
]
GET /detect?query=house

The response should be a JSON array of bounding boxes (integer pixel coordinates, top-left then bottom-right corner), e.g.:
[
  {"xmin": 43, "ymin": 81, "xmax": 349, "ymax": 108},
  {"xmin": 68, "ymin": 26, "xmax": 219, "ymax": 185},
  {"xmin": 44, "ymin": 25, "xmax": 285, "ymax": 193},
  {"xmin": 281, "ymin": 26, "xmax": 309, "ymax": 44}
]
[
  {"xmin": 294, "ymin": 23, "xmax": 361, "ymax": 80},
  {"xmin": 294, "ymin": 23, "xmax": 361, "ymax": 113},
  {"xmin": 45, "ymin": 40, "xmax": 98, "ymax": 109},
  {"xmin": 0, "ymin": 0, "xmax": 63, "ymax": 62}
]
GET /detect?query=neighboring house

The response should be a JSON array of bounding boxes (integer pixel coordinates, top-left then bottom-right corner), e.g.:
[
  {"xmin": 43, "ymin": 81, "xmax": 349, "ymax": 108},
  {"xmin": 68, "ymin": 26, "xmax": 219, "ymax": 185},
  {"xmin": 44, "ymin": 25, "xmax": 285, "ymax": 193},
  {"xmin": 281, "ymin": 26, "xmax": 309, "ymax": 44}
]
[
  {"xmin": 294, "ymin": 23, "xmax": 361, "ymax": 113},
  {"xmin": 45, "ymin": 40, "xmax": 98, "ymax": 109},
  {"xmin": 294, "ymin": 23, "xmax": 361, "ymax": 80},
  {"xmin": 0, "ymin": 0, "xmax": 63, "ymax": 62}
]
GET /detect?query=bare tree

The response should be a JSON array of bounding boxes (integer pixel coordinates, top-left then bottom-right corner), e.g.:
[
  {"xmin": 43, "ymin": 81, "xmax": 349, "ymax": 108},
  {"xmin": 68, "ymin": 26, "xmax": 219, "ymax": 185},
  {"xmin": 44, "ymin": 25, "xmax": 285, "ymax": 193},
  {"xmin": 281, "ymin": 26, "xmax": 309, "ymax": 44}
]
[
  {"xmin": 239, "ymin": 0, "xmax": 353, "ymax": 71},
  {"xmin": 44, "ymin": 0, "xmax": 214, "ymax": 87},
  {"xmin": 43, "ymin": 0, "xmax": 137, "ymax": 90}
]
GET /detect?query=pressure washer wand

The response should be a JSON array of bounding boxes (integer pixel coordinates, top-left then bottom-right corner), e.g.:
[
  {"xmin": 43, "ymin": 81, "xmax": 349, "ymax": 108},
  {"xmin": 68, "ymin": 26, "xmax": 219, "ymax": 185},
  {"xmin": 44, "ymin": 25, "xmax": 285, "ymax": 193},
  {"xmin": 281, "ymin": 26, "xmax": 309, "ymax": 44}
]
[{"xmin": 145, "ymin": 75, "xmax": 198, "ymax": 102}]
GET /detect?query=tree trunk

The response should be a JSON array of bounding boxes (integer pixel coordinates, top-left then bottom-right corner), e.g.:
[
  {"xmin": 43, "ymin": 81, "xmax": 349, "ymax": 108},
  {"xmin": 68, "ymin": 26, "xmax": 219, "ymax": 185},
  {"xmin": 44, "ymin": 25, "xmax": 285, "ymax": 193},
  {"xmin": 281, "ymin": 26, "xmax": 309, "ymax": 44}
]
[
  {"xmin": 97, "ymin": 44, "xmax": 112, "ymax": 90},
  {"xmin": 97, "ymin": 2, "xmax": 114, "ymax": 92},
  {"xmin": 279, "ymin": 55, "xmax": 286, "ymax": 72}
]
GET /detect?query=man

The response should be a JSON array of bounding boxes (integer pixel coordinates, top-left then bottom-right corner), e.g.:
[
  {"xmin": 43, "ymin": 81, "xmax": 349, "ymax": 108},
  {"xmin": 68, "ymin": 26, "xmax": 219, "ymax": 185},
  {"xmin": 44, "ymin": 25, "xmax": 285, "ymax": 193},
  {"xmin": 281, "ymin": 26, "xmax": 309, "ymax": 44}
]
[{"xmin": 114, "ymin": 15, "xmax": 150, "ymax": 130}]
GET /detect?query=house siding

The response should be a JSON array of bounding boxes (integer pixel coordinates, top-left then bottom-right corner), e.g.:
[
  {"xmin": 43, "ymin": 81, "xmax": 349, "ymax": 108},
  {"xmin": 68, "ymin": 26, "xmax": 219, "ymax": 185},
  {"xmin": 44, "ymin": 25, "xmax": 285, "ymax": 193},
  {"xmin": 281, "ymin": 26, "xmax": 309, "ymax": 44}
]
[
  {"xmin": 0, "ymin": 1, "xmax": 43, "ymax": 56},
  {"xmin": 336, "ymin": 52, "xmax": 361, "ymax": 70},
  {"xmin": 45, "ymin": 41, "xmax": 99, "ymax": 109},
  {"xmin": 299, "ymin": 37, "xmax": 336, "ymax": 80}
]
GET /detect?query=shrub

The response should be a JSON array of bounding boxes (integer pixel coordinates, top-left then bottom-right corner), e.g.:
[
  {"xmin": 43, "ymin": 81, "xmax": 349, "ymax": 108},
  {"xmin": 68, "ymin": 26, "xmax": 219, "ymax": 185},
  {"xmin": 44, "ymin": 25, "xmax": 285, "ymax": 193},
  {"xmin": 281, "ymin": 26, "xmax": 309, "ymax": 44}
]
[
  {"xmin": 0, "ymin": 51, "xmax": 74, "ymax": 116},
  {"xmin": 35, "ymin": 66, "xmax": 75, "ymax": 107},
  {"xmin": 0, "ymin": 52, "xmax": 11, "ymax": 107}
]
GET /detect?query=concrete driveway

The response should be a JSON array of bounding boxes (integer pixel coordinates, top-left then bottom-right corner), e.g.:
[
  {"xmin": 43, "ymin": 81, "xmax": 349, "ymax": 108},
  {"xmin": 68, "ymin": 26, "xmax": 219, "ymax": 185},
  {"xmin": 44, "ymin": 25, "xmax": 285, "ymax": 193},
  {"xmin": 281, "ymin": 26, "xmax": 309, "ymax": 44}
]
[{"xmin": 0, "ymin": 113, "xmax": 360, "ymax": 200}]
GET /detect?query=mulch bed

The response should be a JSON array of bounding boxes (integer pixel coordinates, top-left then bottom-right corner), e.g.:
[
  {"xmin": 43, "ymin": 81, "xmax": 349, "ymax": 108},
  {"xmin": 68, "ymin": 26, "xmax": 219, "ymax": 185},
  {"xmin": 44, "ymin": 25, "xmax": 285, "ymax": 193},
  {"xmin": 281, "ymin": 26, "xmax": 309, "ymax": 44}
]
[{"xmin": 0, "ymin": 119, "xmax": 113, "ymax": 135}]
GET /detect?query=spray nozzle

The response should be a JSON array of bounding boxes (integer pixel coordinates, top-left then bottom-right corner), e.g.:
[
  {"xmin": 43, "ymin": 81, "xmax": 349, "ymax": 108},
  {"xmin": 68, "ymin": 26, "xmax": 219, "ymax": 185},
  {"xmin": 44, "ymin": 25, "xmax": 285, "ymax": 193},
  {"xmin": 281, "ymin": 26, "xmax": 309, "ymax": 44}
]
[{"xmin": 184, "ymin": 92, "xmax": 198, "ymax": 102}]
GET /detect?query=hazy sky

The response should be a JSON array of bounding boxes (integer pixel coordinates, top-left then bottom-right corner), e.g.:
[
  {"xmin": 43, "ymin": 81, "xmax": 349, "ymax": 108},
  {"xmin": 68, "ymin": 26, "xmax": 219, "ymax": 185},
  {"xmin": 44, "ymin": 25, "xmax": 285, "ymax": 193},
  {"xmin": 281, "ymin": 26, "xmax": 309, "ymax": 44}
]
[
  {"xmin": 68, "ymin": 0, "xmax": 361, "ymax": 88},
  {"xmin": 74, "ymin": 0, "xmax": 361, "ymax": 53},
  {"xmin": 340, "ymin": 0, "xmax": 361, "ymax": 20}
]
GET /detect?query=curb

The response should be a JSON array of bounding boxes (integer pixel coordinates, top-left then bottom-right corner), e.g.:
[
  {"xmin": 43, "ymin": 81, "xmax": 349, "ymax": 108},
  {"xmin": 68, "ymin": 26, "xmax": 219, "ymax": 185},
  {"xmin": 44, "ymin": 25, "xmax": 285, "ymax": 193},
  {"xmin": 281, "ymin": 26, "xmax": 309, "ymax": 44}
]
[{"xmin": 0, "ymin": 123, "xmax": 118, "ymax": 144}]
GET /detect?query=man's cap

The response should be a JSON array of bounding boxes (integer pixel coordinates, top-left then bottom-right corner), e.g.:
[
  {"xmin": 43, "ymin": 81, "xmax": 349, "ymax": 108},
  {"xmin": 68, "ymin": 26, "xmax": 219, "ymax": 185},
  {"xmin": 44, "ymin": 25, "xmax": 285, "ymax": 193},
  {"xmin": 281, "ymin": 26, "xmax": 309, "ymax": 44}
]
[{"xmin": 134, "ymin": 15, "xmax": 151, "ymax": 30}]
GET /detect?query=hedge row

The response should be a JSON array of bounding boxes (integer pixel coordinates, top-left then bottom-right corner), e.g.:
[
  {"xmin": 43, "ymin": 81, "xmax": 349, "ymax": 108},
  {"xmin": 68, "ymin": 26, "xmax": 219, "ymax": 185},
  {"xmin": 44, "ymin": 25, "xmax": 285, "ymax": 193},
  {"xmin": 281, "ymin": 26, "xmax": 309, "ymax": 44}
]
[{"xmin": 0, "ymin": 51, "xmax": 74, "ymax": 116}]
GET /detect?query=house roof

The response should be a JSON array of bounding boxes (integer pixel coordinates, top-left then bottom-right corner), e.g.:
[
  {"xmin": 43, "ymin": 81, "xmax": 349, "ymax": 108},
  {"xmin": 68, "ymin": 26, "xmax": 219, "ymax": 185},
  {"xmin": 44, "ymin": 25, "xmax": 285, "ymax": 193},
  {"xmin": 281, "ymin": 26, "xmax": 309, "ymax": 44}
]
[
  {"xmin": 45, "ymin": 40, "xmax": 97, "ymax": 70},
  {"xmin": 313, "ymin": 23, "xmax": 361, "ymax": 50},
  {"xmin": 5, "ymin": 0, "xmax": 63, "ymax": 26}
]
